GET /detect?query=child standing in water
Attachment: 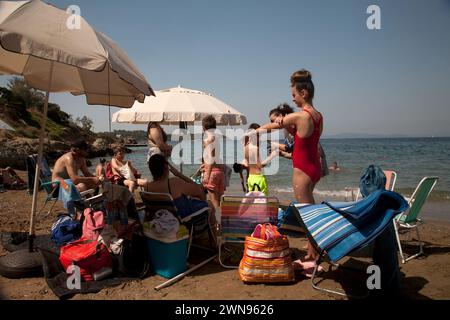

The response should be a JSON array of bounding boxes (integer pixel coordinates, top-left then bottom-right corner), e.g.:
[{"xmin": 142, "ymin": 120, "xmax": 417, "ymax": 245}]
[
  {"xmin": 240, "ymin": 123, "xmax": 278, "ymax": 196},
  {"xmin": 201, "ymin": 116, "xmax": 225, "ymax": 211}
]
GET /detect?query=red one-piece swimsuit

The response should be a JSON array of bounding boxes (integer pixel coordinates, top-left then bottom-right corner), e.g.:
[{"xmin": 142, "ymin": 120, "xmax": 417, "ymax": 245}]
[{"xmin": 292, "ymin": 109, "xmax": 322, "ymax": 183}]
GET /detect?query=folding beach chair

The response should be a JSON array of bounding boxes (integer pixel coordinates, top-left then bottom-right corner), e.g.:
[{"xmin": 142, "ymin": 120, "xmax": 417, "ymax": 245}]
[
  {"xmin": 26, "ymin": 154, "xmax": 95, "ymax": 217},
  {"xmin": 393, "ymin": 176, "xmax": 438, "ymax": 263},
  {"xmin": 218, "ymin": 195, "xmax": 279, "ymax": 268},
  {"xmin": 296, "ymin": 190, "xmax": 408, "ymax": 298},
  {"xmin": 345, "ymin": 170, "xmax": 397, "ymax": 201},
  {"xmin": 139, "ymin": 191, "xmax": 217, "ymax": 290}
]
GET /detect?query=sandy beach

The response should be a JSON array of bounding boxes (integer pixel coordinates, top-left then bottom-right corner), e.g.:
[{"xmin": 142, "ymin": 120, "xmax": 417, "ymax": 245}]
[{"xmin": 0, "ymin": 170, "xmax": 449, "ymax": 300}]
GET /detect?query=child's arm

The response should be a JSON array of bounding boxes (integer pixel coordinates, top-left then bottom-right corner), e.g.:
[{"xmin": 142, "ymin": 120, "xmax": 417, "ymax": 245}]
[
  {"xmin": 279, "ymin": 150, "xmax": 292, "ymax": 159},
  {"xmin": 261, "ymin": 148, "xmax": 279, "ymax": 167}
]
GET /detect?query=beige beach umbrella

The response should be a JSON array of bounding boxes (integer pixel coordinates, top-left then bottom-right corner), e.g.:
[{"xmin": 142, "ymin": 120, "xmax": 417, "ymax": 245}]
[
  {"xmin": 112, "ymin": 85, "xmax": 247, "ymax": 125},
  {"xmin": 0, "ymin": 0, "xmax": 154, "ymax": 251}
]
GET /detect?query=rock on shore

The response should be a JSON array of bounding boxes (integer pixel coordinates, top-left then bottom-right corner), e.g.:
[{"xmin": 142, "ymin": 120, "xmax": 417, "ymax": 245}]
[{"xmin": 0, "ymin": 137, "xmax": 132, "ymax": 170}]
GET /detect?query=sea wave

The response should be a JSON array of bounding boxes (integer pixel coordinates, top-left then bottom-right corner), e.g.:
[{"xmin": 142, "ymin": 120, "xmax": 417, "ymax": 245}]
[{"xmin": 271, "ymin": 187, "xmax": 350, "ymax": 198}]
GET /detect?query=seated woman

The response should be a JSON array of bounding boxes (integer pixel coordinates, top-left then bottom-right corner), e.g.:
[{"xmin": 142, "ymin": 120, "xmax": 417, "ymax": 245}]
[
  {"xmin": 144, "ymin": 154, "xmax": 214, "ymax": 223},
  {"xmin": 110, "ymin": 146, "xmax": 147, "ymax": 193}
]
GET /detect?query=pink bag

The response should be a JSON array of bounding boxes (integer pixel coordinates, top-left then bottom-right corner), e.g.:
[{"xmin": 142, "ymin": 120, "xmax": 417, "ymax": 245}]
[
  {"xmin": 82, "ymin": 208, "xmax": 105, "ymax": 241},
  {"xmin": 251, "ymin": 223, "xmax": 282, "ymax": 241}
]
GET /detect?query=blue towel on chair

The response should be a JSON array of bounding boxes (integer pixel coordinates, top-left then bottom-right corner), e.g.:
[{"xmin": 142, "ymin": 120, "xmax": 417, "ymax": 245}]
[{"xmin": 297, "ymin": 190, "xmax": 408, "ymax": 263}]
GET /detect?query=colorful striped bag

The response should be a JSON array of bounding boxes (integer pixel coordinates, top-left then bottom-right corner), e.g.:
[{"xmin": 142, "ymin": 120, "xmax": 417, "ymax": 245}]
[{"xmin": 238, "ymin": 224, "xmax": 294, "ymax": 283}]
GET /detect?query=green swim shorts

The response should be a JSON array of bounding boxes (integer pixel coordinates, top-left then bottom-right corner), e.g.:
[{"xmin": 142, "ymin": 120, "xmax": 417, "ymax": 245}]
[{"xmin": 247, "ymin": 174, "xmax": 268, "ymax": 195}]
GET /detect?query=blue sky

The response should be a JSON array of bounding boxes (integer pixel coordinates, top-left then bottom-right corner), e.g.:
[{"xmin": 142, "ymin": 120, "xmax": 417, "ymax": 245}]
[{"xmin": 1, "ymin": 0, "xmax": 449, "ymax": 137}]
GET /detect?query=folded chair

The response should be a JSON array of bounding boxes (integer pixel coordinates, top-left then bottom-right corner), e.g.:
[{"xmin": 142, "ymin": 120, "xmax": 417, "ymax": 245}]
[
  {"xmin": 296, "ymin": 190, "xmax": 408, "ymax": 298},
  {"xmin": 26, "ymin": 154, "xmax": 61, "ymax": 216},
  {"xmin": 218, "ymin": 195, "xmax": 279, "ymax": 268},
  {"xmin": 139, "ymin": 191, "xmax": 217, "ymax": 290},
  {"xmin": 393, "ymin": 176, "xmax": 438, "ymax": 263}
]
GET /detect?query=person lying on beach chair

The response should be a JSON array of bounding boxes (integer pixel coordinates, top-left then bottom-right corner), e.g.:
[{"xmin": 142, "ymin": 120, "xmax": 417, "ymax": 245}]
[
  {"xmin": 0, "ymin": 167, "xmax": 26, "ymax": 190},
  {"xmin": 52, "ymin": 140, "xmax": 103, "ymax": 192}
]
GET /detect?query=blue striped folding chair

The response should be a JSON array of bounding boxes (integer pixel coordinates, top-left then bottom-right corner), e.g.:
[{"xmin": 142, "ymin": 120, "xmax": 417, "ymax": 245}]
[
  {"xmin": 218, "ymin": 195, "xmax": 279, "ymax": 268},
  {"xmin": 297, "ymin": 190, "xmax": 409, "ymax": 298}
]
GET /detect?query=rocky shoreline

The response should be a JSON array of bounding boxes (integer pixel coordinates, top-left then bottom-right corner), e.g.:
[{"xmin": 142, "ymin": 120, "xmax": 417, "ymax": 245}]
[{"xmin": 0, "ymin": 136, "xmax": 136, "ymax": 170}]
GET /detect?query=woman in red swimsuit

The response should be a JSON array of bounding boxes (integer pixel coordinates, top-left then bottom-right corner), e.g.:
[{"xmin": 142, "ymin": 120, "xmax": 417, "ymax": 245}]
[
  {"xmin": 280, "ymin": 70, "xmax": 323, "ymax": 204},
  {"xmin": 280, "ymin": 70, "xmax": 323, "ymax": 260}
]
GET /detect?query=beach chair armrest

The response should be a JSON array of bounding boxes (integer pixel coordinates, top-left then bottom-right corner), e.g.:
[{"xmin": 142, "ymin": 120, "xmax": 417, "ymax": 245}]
[
  {"xmin": 80, "ymin": 188, "xmax": 96, "ymax": 198},
  {"xmin": 40, "ymin": 180, "xmax": 60, "ymax": 187}
]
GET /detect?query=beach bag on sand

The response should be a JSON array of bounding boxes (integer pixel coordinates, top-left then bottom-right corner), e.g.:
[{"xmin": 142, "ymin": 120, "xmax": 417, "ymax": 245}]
[
  {"xmin": 359, "ymin": 165, "xmax": 386, "ymax": 198},
  {"xmin": 59, "ymin": 237, "xmax": 112, "ymax": 282},
  {"xmin": 51, "ymin": 214, "xmax": 81, "ymax": 246},
  {"xmin": 82, "ymin": 208, "xmax": 105, "ymax": 241},
  {"xmin": 239, "ymin": 224, "xmax": 294, "ymax": 283}
]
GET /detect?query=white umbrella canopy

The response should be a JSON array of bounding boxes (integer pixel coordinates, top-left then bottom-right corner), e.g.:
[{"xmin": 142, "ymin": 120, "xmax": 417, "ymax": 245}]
[
  {"xmin": 0, "ymin": 0, "xmax": 154, "ymax": 248},
  {"xmin": 112, "ymin": 86, "xmax": 247, "ymax": 126}
]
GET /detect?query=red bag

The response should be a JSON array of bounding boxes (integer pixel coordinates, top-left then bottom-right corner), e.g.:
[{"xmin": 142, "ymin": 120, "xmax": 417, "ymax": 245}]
[
  {"xmin": 105, "ymin": 162, "xmax": 123, "ymax": 184},
  {"xmin": 82, "ymin": 208, "xmax": 105, "ymax": 241},
  {"xmin": 59, "ymin": 238, "xmax": 112, "ymax": 282}
]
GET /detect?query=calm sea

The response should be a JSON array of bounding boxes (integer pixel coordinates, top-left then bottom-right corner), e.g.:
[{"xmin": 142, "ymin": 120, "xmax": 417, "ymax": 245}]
[{"xmin": 93, "ymin": 137, "xmax": 450, "ymax": 209}]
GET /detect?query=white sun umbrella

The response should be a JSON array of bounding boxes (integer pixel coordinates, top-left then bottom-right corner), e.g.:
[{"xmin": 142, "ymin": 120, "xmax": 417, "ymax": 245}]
[
  {"xmin": 112, "ymin": 86, "xmax": 247, "ymax": 172},
  {"xmin": 112, "ymin": 85, "xmax": 247, "ymax": 125},
  {"xmin": 0, "ymin": 0, "xmax": 154, "ymax": 251}
]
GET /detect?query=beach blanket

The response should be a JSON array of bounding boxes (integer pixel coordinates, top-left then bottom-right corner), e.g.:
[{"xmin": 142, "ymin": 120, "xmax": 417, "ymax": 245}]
[
  {"xmin": 297, "ymin": 190, "xmax": 408, "ymax": 263},
  {"xmin": 1, "ymin": 232, "xmax": 59, "ymax": 254}
]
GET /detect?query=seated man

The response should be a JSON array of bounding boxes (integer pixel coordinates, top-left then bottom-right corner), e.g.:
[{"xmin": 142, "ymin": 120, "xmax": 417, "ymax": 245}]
[
  {"xmin": 52, "ymin": 140, "xmax": 102, "ymax": 192},
  {"xmin": 144, "ymin": 154, "xmax": 214, "ymax": 223}
]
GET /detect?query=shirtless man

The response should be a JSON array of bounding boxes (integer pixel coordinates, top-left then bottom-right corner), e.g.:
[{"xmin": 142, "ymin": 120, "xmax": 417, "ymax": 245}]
[{"xmin": 52, "ymin": 140, "xmax": 102, "ymax": 192}]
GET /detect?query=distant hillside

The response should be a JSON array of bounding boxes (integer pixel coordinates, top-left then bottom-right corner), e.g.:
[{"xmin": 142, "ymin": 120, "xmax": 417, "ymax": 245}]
[
  {"xmin": 0, "ymin": 77, "xmax": 112, "ymax": 169},
  {"xmin": 97, "ymin": 129, "xmax": 147, "ymax": 144},
  {"xmin": 0, "ymin": 77, "xmax": 95, "ymax": 142}
]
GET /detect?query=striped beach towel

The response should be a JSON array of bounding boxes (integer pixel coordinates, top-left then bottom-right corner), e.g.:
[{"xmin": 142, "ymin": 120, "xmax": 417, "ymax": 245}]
[{"xmin": 297, "ymin": 190, "xmax": 408, "ymax": 263}]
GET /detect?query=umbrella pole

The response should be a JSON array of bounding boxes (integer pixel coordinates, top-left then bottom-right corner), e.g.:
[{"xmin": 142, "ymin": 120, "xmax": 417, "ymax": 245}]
[
  {"xmin": 179, "ymin": 122, "xmax": 187, "ymax": 174},
  {"xmin": 29, "ymin": 61, "xmax": 54, "ymax": 252}
]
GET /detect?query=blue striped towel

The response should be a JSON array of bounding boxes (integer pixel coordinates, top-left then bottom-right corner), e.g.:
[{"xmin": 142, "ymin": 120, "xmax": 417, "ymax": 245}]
[{"xmin": 297, "ymin": 190, "xmax": 408, "ymax": 263}]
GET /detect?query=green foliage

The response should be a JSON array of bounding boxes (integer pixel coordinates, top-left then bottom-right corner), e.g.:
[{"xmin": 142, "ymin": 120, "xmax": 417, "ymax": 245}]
[
  {"xmin": 47, "ymin": 103, "xmax": 71, "ymax": 125},
  {"xmin": 0, "ymin": 79, "xmax": 98, "ymax": 143},
  {"xmin": 7, "ymin": 77, "xmax": 45, "ymax": 111},
  {"xmin": 75, "ymin": 115, "xmax": 93, "ymax": 132}
]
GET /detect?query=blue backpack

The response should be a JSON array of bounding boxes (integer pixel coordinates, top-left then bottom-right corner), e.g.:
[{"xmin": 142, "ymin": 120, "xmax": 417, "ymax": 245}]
[
  {"xmin": 51, "ymin": 214, "xmax": 81, "ymax": 246},
  {"xmin": 359, "ymin": 165, "xmax": 387, "ymax": 198}
]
